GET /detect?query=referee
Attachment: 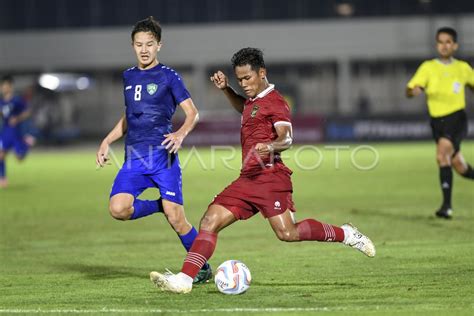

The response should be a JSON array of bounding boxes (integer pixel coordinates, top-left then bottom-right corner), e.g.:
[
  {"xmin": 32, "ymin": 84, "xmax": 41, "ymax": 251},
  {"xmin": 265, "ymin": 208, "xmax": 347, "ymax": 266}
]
[{"xmin": 407, "ymin": 27, "xmax": 474, "ymax": 219}]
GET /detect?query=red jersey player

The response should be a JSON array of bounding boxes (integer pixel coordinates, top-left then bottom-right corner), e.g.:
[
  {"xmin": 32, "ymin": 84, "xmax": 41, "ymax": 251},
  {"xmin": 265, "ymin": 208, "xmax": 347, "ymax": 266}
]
[{"xmin": 150, "ymin": 48, "xmax": 375, "ymax": 293}]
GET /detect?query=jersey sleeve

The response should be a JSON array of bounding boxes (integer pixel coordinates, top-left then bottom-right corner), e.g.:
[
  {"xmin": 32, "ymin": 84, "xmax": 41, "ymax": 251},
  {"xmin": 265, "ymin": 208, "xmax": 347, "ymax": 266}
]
[
  {"xmin": 168, "ymin": 70, "xmax": 191, "ymax": 105},
  {"xmin": 465, "ymin": 63, "xmax": 474, "ymax": 87},
  {"xmin": 269, "ymin": 99, "xmax": 292, "ymax": 127},
  {"xmin": 407, "ymin": 61, "xmax": 429, "ymax": 89}
]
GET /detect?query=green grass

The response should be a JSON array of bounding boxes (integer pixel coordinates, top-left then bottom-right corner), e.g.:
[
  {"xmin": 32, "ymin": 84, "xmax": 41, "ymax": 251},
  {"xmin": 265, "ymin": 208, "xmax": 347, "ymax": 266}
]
[{"xmin": 0, "ymin": 142, "xmax": 473, "ymax": 315}]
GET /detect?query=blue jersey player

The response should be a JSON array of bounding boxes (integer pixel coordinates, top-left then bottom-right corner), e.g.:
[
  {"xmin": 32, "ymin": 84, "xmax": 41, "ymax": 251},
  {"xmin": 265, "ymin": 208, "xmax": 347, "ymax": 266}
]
[
  {"xmin": 0, "ymin": 75, "xmax": 32, "ymax": 189},
  {"xmin": 95, "ymin": 17, "xmax": 211, "ymax": 283}
]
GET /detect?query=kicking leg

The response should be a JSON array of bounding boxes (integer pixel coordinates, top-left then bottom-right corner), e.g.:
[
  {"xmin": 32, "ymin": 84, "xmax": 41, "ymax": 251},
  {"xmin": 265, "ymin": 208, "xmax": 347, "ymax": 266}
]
[
  {"xmin": 268, "ymin": 210, "xmax": 375, "ymax": 257},
  {"xmin": 268, "ymin": 209, "xmax": 344, "ymax": 242}
]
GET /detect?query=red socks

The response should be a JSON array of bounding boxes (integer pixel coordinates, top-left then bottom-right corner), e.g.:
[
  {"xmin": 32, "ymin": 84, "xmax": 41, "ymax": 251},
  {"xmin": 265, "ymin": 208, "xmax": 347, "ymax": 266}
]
[
  {"xmin": 181, "ymin": 221, "xmax": 343, "ymax": 278},
  {"xmin": 181, "ymin": 230, "xmax": 217, "ymax": 278},
  {"xmin": 296, "ymin": 219, "xmax": 344, "ymax": 242}
]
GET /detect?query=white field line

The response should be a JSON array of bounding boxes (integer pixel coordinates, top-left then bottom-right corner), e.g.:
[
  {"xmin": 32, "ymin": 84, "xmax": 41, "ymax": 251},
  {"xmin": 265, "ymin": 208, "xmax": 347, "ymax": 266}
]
[{"xmin": 0, "ymin": 307, "xmax": 336, "ymax": 314}]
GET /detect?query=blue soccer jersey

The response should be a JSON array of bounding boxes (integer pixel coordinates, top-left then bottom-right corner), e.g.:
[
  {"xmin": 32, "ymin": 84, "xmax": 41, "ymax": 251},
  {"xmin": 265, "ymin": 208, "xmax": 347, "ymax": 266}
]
[
  {"xmin": 1, "ymin": 95, "xmax": 27, "ymax": 129},
  {"xmin": 110, "ymin": 63, "xmax": 191, "ymax": 204},
  {"xmin": 0, "ymin": 95, "xmax": 29, "ymax": 156},
  {"xmin": 123, "ymin": 63, "xmax": 191, "ymax": 159}
]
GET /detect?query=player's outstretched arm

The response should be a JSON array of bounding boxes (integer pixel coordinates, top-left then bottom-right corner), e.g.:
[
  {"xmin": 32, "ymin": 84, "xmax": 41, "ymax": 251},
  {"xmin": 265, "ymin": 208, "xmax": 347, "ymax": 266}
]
[
  {"xmin": 406, "ymin": 86, "xmax": 423, "ymax": 98},
  {"xmin": 255, "ymin": 125, "xmax": 293, "ymax": 158},
  {"xmin": 96, "ymin": 114, "xmax": 127, "ymax": 167},
  {"xmin": 162, "ymin": 98, "xmax": 199, "ymax": 154},
  {"xmin": 210, "ymin": 71, "xmax": 246, "ymax": 113}
]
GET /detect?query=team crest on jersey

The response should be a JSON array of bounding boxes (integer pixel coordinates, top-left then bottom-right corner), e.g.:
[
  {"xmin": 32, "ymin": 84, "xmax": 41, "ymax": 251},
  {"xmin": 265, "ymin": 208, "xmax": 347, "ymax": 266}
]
[
  {"xmin": 147, "ymin": 83, "xmax": 158, "ymax": 95},
  {"xmin": 250, "ymin": 104, "xmax": 259, "ymax": 118}
]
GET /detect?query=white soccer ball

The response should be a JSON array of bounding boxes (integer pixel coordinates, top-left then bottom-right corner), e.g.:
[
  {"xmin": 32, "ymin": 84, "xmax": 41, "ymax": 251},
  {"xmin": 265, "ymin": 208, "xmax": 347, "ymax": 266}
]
[{"xmin": 214, "ymin": 260, "xmax": 251, "ymax": 295}]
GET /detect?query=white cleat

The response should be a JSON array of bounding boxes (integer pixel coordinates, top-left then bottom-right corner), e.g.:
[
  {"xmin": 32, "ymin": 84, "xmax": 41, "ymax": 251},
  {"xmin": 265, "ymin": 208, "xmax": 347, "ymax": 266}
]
[
  {"xmin": 150, "ymin": 270, "xmax": 193, "ymax": 294},
  {"xmin": 341, "ymin": 223, "xmax": 376, "ymax": 258}
]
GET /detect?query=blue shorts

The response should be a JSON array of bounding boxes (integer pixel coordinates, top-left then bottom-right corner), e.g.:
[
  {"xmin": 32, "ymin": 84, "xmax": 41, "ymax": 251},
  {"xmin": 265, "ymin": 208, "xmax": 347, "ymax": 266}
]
[
  {"xmin": 0, "ymin": 129, "xmax": 29, "ymax": 158},
  {"xmin": 110, "ymin": 152, "xmax": 183, "ymax": 205}
]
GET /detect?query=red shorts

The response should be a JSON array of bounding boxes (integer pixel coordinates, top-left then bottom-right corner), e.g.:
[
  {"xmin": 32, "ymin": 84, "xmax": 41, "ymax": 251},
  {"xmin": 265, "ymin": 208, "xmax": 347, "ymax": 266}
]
[{"xmin": 210, "ymin": 170, "xmax": 296, "ymax": 220}]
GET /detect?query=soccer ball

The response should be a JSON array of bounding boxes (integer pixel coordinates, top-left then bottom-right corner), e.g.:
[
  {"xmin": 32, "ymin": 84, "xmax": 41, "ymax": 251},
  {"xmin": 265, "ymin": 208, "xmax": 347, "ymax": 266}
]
[{"xmin": 214, "ymin": 260, "xmax": 251, "ymax": 295}]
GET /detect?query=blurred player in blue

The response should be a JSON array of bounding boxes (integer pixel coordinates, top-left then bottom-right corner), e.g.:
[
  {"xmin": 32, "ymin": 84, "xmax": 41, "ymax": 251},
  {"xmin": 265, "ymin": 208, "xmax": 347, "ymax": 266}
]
[
  {"xmin": 0, "ymin": 75, "xmax": 33, "ymax": 188},
  {"xmin": 95, "ymin": 17, "xmax": 212, "ymax": 283}
]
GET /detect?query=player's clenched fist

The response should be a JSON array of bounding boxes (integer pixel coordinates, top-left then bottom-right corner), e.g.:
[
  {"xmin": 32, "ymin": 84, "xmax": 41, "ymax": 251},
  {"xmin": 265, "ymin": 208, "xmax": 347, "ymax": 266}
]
[{"xmin": 210, "ymin": 71, "xmax": 228, "ymax": 90}]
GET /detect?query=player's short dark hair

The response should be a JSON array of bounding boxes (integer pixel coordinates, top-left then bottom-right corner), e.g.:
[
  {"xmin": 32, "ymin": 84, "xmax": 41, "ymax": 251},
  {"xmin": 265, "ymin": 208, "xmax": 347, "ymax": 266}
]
[
  {"xmin": 131, "ymin": 16, "xmax": 162, "ymax": 42},
  {"xmin": 436, "ymin": 27, "xmax": 457, "ymax": 43},
  {"xmin": 231, "ymin": 48, "xmax": 265, "ymax": 71},
  {"xmin": 0, "ymin": 74, "xmax": 14, "ymax": 84}
]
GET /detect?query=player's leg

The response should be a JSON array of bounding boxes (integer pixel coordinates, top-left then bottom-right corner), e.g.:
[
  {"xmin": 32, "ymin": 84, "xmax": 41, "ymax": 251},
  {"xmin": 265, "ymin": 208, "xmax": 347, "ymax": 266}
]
[
  {"xmin": 153, "ymin": 154, "xmax": 214, "ymax": 283},
  {"xmin": 181, "ymin": 204, "xmax": 237, "ymax": 276},
  {"xmin": 452, "ymin": 151, "xmax": 474, "ymax": 179},
  {"xmin": 13, "ymin": 135, "xmax": 30, "ymax": 162},
  {"xmin": 268, "ymin": 209, "xmax": 343, "ymax": 242},
  {"xmin": 0, "ymin": 149, "xmax": 7, "ymax": 188},
  {"xmin": 267, "ymin": 210, "xmax": 375, "ymax": 257},
  {"xmin": 109, "ymin": 167, "xmax": 161, "ymax": 220},
  {"xmin": 109, "ymin": 193, "xmax": 135, "ymax": 220},
  {"xmin": 435, "ymin": 137, "xmax": 455, "ymax": 218},
  {"xmin": 160, "ymin": 198, "xmax": 212, "ymax": 283},
  {"xmin": 150, "ymin": 204, "xmax": 238, "ymax": 293},
  {"xmin": 110, "ymin": 193, "xmax": 163, "ymax": 220}
]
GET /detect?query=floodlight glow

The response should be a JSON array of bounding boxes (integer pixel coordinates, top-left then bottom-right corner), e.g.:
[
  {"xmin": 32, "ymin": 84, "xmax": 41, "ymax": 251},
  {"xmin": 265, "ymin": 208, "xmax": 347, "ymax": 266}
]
[
  {"xmin": 76, "ymin": 77, "xmax": 90, "ymax": 90},
  {"xmin": 39, "ymin": 74, "xmax": 60, "ymax": 90}
]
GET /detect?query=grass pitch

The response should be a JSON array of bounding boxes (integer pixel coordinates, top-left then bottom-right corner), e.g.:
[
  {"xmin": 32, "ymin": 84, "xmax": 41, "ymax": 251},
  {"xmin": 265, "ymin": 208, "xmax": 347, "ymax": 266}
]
[{"xmin": 0, "ymin": 142, "xmax": 473, "ymax": 315}]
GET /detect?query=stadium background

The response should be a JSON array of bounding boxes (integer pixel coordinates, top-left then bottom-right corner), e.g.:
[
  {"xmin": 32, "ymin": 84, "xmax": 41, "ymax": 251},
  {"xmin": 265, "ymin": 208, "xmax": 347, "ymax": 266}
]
[
  {"xmin": 0, "ymin": 0, "xmax": 473, "ymax": 145},
  {"xmin": 1, "ymin": 1, "xmax": 473, "ymax": 314}
]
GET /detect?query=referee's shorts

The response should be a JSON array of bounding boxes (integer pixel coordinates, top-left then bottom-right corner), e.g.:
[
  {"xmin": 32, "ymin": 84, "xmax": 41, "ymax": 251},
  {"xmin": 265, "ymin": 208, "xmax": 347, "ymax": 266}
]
[{"xmin": 430, "ymin": 109, "xmax": 468, "ymax": 154}]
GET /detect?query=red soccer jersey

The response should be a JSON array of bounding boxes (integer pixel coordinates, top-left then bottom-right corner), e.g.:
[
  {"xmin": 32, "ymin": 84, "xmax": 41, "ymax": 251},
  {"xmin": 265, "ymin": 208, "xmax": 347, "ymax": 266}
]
[{"xmin": 240, "ymin": 84, "xmax": 293, "ymax": 176}]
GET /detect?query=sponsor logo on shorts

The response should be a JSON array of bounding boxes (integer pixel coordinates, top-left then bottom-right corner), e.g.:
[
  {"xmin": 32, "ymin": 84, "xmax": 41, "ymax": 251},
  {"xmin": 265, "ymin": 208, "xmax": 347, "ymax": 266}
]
[
  {"xmin": 274, "ymin": 200, "xmax": 281, "ymax": 210},
  {"xmin": 125, "ymin": 85, "xmax": 132, "ymax": 90},
  {"xmin": 165, "ymin": 191, "xmax": 176, "ymax": 196}
]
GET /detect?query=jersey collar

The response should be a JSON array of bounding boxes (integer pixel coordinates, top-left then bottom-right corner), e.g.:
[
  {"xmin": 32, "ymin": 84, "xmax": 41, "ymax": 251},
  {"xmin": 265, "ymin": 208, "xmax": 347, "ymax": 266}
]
[
  {"xmin": 435, "ymin": 57, "xmax": 455, "ymax": 65},
  {"xmin": 250, "ymin": 84, "xmax": 275, "ymax": 101}
]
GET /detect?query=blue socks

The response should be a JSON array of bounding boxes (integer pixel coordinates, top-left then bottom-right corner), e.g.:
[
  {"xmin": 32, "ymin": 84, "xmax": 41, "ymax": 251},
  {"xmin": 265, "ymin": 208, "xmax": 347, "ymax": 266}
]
[
  {"xmin": 179, "ymin": 226, "xmax": 209, "ymax": 270},
  {"xmin": 130, "ymin": 198, "xmax": 164, "ymax": 220},
  {"xmin": 0, "ymin": 159, "xmax": 5, "ymax": 178},
  {"xmin": 129, "ymin": 199, "xmax": 209, "ymax": 270},
  {"xmin": 179, "ymin": 226, "xmax": 198, "ymax": 251}
]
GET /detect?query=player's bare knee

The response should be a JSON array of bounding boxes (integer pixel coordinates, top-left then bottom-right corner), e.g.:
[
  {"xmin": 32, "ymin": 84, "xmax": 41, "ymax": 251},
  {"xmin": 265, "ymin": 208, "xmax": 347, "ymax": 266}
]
[
  {"xmin": 436, "ymin": 152, "xmax": 450, "ymax": 166},
  {"xmin": 108, "ymin": 201, "xmax": 132, "ymax": 220},
  {"xmin": 199, "ymin": 214, "xmax": 213, "ymax": 231},
  {"xmin": 275, "ymin": 229, "xmax": 299, "ymax": 242},
  {"xmin": 199, "ymin": 213, "xmax": 220, "ymax": 232},
  {"xmin": 0, "ymin": 151, "xmax": 5, "ymax": 160}
]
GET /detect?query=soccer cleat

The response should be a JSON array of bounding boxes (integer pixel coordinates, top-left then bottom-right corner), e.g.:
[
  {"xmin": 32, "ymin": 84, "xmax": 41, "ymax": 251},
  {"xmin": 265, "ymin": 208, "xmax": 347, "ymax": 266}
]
[
  {"xmin": 150, "ymin": 270, "xmax": 192, "ymax": 294},
  {"xmin": 435, "ymin": 206, "xmax": 453, "ymax": 219},
  {"xmin": 193, "ymin": 264, "xmax": 212, "ymax": 284},
  {"xmin": 341, "ymin": 223, "xmax": 376, "ymax": 258}
]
